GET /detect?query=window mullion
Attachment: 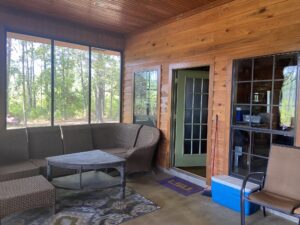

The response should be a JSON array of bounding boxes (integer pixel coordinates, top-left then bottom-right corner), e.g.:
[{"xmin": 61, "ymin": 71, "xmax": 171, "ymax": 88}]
[
  {"xmin": 51, "ymin": 39, "xmax": 55, "ymax": 126},
  {"xmin": 88, "ymin": 46, "xmax": 92, "ymax": 124}
]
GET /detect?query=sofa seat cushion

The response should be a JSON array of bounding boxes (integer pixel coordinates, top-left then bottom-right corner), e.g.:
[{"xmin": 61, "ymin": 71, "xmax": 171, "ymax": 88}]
[
  {"xmin": 30, "ymin": 159, "xmax": 47, "ymax": 168},
  {"xmin": 103, "ymin": 148, "xmax": 128, "ymax": 159},
  {"xmin": 249, "ymin": 191, "xmax": 300, "ymax": 214},
  {"xmin": 0, "ymin": 161, "xmax": 39, "ymax": 182}
]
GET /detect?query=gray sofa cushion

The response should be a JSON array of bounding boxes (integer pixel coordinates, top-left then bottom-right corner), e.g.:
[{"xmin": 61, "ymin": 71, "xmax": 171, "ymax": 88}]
[
  {"xmin": 0, "ymin": 129, "xmax": 29, "ymax": 165},
  {"xmin": 91, "ymin": 123, "xmax": 142, "ymax": 149},
  {"xmin": 61, "ymin": 125, "xmax": 94, "ymax": 154},
  {"xmin": 27, "ymin": 126, "xmax": 64, "ymax": 159}
]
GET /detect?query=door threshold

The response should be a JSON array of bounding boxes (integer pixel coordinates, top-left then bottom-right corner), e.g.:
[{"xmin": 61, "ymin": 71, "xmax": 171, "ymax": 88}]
[{"xmin": 158, "ymin": 166, "xmax": 207, "ymax": 188}]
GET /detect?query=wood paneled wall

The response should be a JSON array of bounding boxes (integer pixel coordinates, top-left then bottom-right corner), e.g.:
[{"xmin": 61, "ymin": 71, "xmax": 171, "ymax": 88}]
[
  {"xmin": 123, "ymin": 0, "xmax": 300, "ymax": 182},
  {"xmin": 0, "ymin": 7, "xmax": 124, "ymax": 130}
]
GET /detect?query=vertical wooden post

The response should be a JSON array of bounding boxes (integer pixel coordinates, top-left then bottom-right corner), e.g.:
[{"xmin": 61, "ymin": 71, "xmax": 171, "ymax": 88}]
[{"xmin": 296, "ymin": 56, "xmax": 300, "ymax": 147}]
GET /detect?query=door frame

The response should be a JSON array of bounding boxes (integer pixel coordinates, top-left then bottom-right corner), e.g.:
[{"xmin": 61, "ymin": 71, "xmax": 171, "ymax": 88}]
[
  {"xmin": 168, "ymin": 59, "xmax": 214, "ymax": 180},
  {"xmin": 174, "ymin": 70, "xmax": 209, "ymax": 167}
]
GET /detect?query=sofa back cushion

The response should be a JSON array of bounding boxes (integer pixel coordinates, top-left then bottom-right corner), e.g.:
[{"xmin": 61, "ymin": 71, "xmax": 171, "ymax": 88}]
[
  {"xmin": 61, "ymin": 125, "xmax": 94, "ymax": 154},
  {"xmin": 91, "ymin": 123, "xmax": 142, "ymax": 149},
  {"xmin": 28, "ymin": 126, "xmax": 63, "ymax": 159},
  {"xmin": 264, "ymin": 145, "xmax": 300, "ymax": 201},
  {"xmin": 135, "ymin": 126, "xmax": 160, "ymax": 147},
  {"xmin": 0, "ymin": 129, "xmax": 29, "ymax": 165}
]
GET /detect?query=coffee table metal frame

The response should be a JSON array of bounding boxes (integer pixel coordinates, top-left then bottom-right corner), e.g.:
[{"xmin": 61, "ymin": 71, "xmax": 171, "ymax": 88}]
[{"xmin": 46, "ymin": 150, "xmax": 126, "ymax": 199}]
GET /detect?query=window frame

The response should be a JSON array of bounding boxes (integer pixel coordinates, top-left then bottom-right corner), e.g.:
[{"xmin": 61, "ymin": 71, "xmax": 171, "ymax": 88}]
[
  {"xmin": 229, "ymin": 51, "xmax": 300, "ymax": 181},
  {"xmin": 132, "ymin": 65, "xmax": 161, "ymax": 128},
  {"xmin": 4, "ymin": 29, "xmax": 122, "ymax": 129}
]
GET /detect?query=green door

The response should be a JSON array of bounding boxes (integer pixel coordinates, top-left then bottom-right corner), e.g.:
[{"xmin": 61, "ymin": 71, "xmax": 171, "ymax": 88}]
[{"xmin": 174, "ymin": 70, "xmax": 209, "ymax": 167}]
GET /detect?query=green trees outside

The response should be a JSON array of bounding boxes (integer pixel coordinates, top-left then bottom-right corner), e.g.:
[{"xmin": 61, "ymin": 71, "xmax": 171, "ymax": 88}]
[
  {"xmin": 7, "ymin": 36, "xmax": 52, "ymax": 128},
  {"xmin": 7, "ymin": 33, "xmax": 120, "ymax": 129},
  {"xmin": 54, "ymin": 43, "xmax": 89, "ymax": 124},
  {"xmin": 91, "ymin": 48, "xmax": 120, "ymax": 123},
  {"xmin": 278, "ymin": 66, "xmax": 297, "ymax": 128}
]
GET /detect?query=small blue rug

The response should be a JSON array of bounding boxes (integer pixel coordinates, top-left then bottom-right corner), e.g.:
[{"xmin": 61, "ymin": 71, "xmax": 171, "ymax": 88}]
[{"xmin": 158, "ymin": 176, "xmax": 204, "ymax": 196}]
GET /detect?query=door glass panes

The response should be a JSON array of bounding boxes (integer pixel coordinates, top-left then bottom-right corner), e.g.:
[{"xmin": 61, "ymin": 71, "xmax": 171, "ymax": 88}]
[
  {"xmin": 232, "ymin": 129, "xmax": 250, "ymax": 154},
  {"xmin": 235, "ymin": 59, "xmax": 252, "ymax": 81},
  {"xmin": 183, "ymin": 77, "xmax": 209, "ymax": 155},
  {"xmin": 253, "ymin": 56, "xmax": 273, "ymax": 80},
  {"xmin": 233, "ymin": 105, "xmax": 250, "ymax": 126},
  {"xmin": 202, "ymin": 94, "xmax": 209, "ymax": 108},
  {"xmin": 195, "ymin": 79, "xmax": 202, "ymax": 92},
  {"xmin": 193, "ymin": 109, "xmax": 200, "ymax": 123},
  {"xmin": 230, "ymin": 52, "xmax": 298, "ymax": 179},
  {"xmin": 203, "ymin": 79, "xmax": 209, "ymax": 93},
  {"xmin": 272, "ymin": 105, "xmax": 295, "ymax": 131},
  {"xmin": 272, "ymin": 134, "xmax": 294, "ymax": 146},
  {"xmin": 7, "ymin": 32, "xmax": 51, "ymax": 129},
  {"xmin": 91, "ymin": 48, "xmax": 120, "ymax": 123},
  {"xmin": 251, "ymin": 105, "xmax": 270, "ymax": 128},
  {"xmin": 54, "ymin": 41, "xmax": 89, "ymax": 125},
  {"xmin": 274, "ymin": 54, "xmax": 297, "ymax": 79},
  {"xmin": 201, "ymin": 125, "xmax": 207, "ymax": 139},
  {"xmin": 231, "ymin": 151, "xmax": 249, "ymax": 177},
  {"xmin": 193, "ymin": 125, "xmax": 200, "ymax": 139},
  {"xmin": 250, "ymin": 156, "xmax": 268, "ymax": 173},
  {"xmin": 234, "ymin": 83, "xmax": 251, "ymax": 104},
  {"xmin": 184, "ymin": 125, "xmax": 192, "ymax": 139},
  {"xmin": 194, "ymin": 94, "xmax": 202, "ymax": 108},
  {"xmin": 184, "ymin": 140, "xmax": 191, "ymax": 154},
  {"xmin": 192, "ymin": 140, "xmax": 200, "ymax": 154},
  {"xmin": 251, "ymin": 132, "xmax": 270, "ymax": 157},
  {"xmin": 252, "ymin": 82, "xmax": 272, "ymax": 104},
  {"xmin": 133, "ymin": 69, "xmax": 159, "ymax": 127},
  {"xmin": 202, "ymin": 109, "xmax": 208, "ymax": 122},
  {"xmin": 185, "ymin": 109, "xmax": 192, "ymax": 123},
  {"xmin": 201, "ymin": 141, "xmax": 207, "ymax": 154}
]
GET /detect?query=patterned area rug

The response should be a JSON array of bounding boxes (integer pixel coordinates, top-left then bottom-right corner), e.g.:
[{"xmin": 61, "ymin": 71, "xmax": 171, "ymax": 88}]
[{"xmin": 3, "ymin": 187, "xmax": 159, "ymax": 225}]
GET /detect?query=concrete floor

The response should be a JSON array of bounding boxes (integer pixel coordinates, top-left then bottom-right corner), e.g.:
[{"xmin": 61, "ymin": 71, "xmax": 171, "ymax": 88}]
[{"xmin": 124, "ymin": 172, "xmax": 296, "ymax": 225}]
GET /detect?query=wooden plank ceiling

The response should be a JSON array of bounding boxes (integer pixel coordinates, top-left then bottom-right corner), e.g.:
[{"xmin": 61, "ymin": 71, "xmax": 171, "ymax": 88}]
[{"xmin": 0, "ymin": 0, "xmax": 232, "ymax": 35}]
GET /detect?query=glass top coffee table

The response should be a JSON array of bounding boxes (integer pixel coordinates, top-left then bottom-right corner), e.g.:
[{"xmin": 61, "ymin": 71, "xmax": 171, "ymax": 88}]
[{"xmin": 46, "ymin": 150, "xmax": 126, "ymax": 199}]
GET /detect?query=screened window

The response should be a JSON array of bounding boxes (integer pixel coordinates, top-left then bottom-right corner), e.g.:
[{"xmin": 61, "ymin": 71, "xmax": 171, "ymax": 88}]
[
  {"xmin": 54, "ymin": 41, "xmax": 89, "ymax": 125},
  {"xmin": 6, "ymin": 32, "xmax": 121, "ymax": 129},
  {"xmin": 133, "ymin": 68, "xmax": 160, "ymax": 127},
  {"xmin": 91, "ymin": 48, "xmax": 120, "ymax": 123},
  {"xmin": 230, "ymin": 52, "xmax": 299, "ymax": 179},
  {"xmin": 7, "ymin": 33, "xmax": 52, "ymax": 129}
]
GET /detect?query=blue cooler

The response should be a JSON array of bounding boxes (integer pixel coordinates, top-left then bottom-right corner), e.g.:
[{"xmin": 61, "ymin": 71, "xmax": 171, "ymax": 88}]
[{"xmin": 212, "ymin": 175, "xmax": 260, "ymax": 215}]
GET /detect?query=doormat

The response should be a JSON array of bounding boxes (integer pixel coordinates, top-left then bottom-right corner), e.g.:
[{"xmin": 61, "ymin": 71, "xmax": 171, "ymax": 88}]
[{"xmin": 158, "ymin": 176, "xmax": 204, "ymax": 196}]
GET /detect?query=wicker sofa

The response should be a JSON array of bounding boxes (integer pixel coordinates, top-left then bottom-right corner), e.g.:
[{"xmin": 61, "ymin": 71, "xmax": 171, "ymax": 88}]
[{"xmin": 0, "ymin": 123, "xmax": 160, "ymax": 181}]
